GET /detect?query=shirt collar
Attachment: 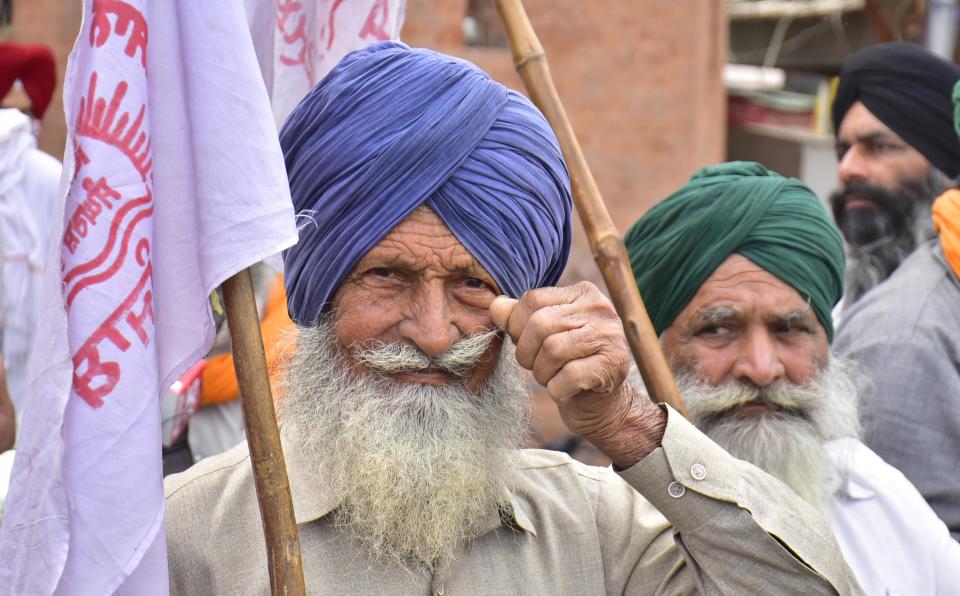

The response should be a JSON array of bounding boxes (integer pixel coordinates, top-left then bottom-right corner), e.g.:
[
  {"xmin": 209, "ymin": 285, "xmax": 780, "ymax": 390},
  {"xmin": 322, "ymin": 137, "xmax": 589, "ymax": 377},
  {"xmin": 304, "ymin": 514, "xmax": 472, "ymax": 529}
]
[
  {"xmin": 282, "ymin": 425, "xmax": 537, "ymax": 536},
  {"xmin": 832, "ymin": 472, "xmax": 876, "ymax": 501},
  {"xmin": 826, "ymin": 438, "xmax": 876, "ymax": 501},
  {"xmin": 281, "ymin": 427, "xmax": 339, "ymax": 524}
]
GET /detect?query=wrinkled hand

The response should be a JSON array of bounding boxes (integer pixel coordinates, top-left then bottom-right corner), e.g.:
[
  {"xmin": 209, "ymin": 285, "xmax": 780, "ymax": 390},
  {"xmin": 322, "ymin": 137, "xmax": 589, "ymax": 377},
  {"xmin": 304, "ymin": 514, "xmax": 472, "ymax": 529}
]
[{"xmin": 489, "ymin": 282, "xmax": 665, "ymax": 468}]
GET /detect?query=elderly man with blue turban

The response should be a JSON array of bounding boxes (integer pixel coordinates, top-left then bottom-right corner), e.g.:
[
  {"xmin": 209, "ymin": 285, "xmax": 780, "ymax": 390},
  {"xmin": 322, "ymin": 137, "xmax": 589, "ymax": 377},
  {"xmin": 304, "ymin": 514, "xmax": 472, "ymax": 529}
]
[
  {"xmin": 164, "ymin": 44, "xmax": 860, "ymax": 594},
  {"xmin": 626, "ymin": 161, "xmax": 960, "ymax": 594}
]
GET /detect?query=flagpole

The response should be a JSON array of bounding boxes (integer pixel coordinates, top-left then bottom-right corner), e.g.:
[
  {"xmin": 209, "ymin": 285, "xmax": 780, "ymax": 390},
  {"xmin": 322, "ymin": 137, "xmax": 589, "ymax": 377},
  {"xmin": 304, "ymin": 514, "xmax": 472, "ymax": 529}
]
[
  {"xmin": 493, "ymin": 0, "xmax": 689, "ymax": 418},
  {"xmin": 222, "ymin": 269, "xmax": 307, "ymax": 596}
]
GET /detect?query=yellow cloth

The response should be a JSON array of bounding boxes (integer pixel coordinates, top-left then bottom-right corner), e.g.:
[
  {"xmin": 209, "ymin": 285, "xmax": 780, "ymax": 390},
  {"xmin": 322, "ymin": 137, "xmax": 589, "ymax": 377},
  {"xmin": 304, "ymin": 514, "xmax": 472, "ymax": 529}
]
[
  {"xmin": 933, "ymin": 189, "xmax": 960, "ymax": 278},
  {"xmin": 200, "ymin": 275, "xmax": 295, "ymax": 407}
]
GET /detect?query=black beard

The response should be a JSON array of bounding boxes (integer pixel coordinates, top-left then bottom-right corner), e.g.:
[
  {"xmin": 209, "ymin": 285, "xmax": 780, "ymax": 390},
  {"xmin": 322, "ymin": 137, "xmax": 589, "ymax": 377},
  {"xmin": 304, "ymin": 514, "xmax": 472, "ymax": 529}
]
[
  {"xmin": 830, "ymin": 178, "xmax": 936, "ymax": 248},
  {"xmin": 829, "ymin": 175, "xmax": 943, "ymax": 303}
]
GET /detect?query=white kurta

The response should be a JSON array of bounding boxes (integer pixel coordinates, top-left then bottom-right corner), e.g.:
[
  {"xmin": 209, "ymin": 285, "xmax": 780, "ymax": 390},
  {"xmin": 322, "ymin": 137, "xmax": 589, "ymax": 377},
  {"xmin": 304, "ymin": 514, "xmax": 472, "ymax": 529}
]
[
  {"xmin": 827, "ymin": 438, "xmax": 960, "ymax": 595},
  {"xmin": 0, "ymin": 109, "xmax": 61, "ymax": 409}
]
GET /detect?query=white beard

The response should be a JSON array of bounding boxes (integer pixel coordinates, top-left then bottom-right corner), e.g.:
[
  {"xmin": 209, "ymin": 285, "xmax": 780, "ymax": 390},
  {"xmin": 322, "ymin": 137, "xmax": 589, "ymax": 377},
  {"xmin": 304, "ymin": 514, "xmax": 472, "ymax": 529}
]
[
  {"xmin": 278, "ymin": 319, "xmax": 530, "ymax": 571},
  {"xmin": 678, "ymin": 358, "xmax": 862, "ymax": 510}
]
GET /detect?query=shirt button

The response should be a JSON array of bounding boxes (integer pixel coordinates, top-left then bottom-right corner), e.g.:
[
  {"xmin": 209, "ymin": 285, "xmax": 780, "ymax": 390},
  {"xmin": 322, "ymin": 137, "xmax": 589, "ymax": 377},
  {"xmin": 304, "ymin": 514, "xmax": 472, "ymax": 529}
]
[
  {"xmin": 690, "ymin": 463, "xmax": 706, "ymax": 480},
  {"xmin": 668, "ymin": 481, "xmax": 685, "ymax": 498}
]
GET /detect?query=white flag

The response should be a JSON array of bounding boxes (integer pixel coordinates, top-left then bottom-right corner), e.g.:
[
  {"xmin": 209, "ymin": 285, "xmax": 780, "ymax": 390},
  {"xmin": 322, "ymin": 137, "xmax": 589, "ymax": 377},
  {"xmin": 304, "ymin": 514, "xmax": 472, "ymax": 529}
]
[
  {"xmin": 0, "ymin": 1, "xmax": 297, "ymax": 593},
  {"xmin": 244, "ymin": 0, "xmax": 406, "ymax": 126}
]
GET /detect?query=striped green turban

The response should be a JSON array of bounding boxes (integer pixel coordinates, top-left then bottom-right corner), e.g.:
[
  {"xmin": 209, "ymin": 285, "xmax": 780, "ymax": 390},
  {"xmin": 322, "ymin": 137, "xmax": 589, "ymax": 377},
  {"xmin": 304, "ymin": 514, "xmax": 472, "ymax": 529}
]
[
  {"xmin": 624, "ymin": 161, "xmax": 845, "ymax": 341},
  {"xmin": 954, "ymin": 79, "xmax": 960, "ymax": 138}
]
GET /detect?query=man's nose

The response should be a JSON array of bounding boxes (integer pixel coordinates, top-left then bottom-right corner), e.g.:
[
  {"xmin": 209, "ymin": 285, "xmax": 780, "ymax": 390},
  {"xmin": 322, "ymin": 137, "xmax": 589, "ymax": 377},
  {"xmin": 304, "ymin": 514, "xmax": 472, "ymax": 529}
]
[
  {"xmin": 732, "ymin": 329, "xmax": 786, "ymax": 387},
  {"xmin": 398, "ymin": 282, "xmax": 460, "ymax": 358},
  {"xmin": 838, "ymin": 145, "xmax": 869, "ymax": 186}
]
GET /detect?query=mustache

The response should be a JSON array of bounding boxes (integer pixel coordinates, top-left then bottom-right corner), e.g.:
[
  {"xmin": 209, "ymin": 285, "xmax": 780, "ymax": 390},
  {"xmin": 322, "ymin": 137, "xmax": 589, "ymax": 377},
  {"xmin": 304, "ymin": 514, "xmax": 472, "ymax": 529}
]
[
  {"xmin": 352, "ymin": 328, "xmax": 501, "ymax": 378},
  {"xmin": 829, "ymin": 176, "xmax": 942, "ymax": 248},
  {"xmin": 829, "ymin": 182, "xmax": 912, "ymax": 243},
  {"xmin": 680, "ymin": 377, "xmax": 817, "ymax": 427}
]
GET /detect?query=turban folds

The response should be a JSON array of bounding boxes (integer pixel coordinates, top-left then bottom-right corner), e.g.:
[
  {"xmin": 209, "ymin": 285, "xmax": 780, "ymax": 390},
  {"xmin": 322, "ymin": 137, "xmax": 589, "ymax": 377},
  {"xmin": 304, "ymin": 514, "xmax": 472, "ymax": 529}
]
[
  {"xmin": 0, "ymin": 43, "xmax": 56, "ymax": 119},
  {"xmin": 624, "ymin": 162, "xmax": 845, "ymax": 341},
  {"xmin": 833, "ymin": 42, "xmax": 960, "ymax": 179},
  {"xmin": 280, "ymin": 42, "xmax": 572, "ymax": 325}
]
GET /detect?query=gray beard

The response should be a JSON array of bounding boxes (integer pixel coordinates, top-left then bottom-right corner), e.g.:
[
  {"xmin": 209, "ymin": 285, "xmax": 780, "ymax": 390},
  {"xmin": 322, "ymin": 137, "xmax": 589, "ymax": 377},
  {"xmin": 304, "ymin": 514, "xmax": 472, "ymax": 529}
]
[
  {"xmin": 678, "ymin": 358, "xmax": 862, "ymax": 510},
  {"xmin": 277, "ymin": 319, "xmax": 530, "ymax": 571}
]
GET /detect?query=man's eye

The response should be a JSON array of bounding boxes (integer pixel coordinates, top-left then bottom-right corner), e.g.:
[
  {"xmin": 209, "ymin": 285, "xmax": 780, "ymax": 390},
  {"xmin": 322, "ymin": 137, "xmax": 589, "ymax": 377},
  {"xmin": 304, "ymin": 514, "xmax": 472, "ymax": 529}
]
[
  {"xmin": 463, "ymin": 277, "xmax": 490, "ymax": 290},
  {"xmin": 774, "ymin": 322, "xmax": 810, "ymax": 335},
  {"xmin": 697, "ymin": 325, "xmax": 729, "ymax": 337},
  {"xmin": 864, "ymin": 141, "xmax": 898, "ymax": 155},
  {"xmin": 367, "ymin": 267, "xmax": 397, "ymax": 279}
]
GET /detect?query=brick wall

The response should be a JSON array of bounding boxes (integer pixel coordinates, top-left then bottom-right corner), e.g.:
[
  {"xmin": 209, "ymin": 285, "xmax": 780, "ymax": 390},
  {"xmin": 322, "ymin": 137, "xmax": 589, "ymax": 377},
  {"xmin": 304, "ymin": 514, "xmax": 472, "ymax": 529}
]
[{"xmin": 404, "ymin": 0, "xmax": 727, "ymax": 286}]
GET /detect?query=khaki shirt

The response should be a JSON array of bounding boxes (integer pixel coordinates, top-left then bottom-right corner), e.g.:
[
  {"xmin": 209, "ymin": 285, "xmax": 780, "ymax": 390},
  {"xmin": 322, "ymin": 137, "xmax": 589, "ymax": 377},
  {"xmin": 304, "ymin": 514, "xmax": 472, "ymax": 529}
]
[{"xmin": 165, "ymin": 406, "xmax": 863, "ymax": 595}]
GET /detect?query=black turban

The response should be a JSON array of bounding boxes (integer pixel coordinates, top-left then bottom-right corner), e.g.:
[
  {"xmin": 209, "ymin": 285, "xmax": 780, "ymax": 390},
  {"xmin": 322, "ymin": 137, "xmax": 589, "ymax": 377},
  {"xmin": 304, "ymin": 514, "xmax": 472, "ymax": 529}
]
[{"xmin": 833, "ymin": 42, "xmax": 960, "ymax": 179}]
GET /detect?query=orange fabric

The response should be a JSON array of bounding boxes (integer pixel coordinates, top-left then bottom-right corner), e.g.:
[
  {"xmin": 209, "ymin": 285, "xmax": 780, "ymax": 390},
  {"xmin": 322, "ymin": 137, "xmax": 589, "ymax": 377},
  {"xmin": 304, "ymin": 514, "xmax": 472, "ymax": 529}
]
[
  {"xmin": 933, "ymin": 189, "xmax": 960, "ymax": 278},
  {"xmin": 200, "ymin": 275, "xmax": 296, "ymax": 406}
]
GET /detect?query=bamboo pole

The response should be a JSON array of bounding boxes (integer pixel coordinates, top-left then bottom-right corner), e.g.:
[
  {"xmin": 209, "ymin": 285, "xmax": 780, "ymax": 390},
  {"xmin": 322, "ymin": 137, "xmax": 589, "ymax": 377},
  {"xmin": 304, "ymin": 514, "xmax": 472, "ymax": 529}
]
[
  {"xmin": 494, "ymin": 0, "xmax": 688, "ymax": 418},
  {"xmin": 221, "ymin": 269, "xmax": 306, "ymax": 595}
]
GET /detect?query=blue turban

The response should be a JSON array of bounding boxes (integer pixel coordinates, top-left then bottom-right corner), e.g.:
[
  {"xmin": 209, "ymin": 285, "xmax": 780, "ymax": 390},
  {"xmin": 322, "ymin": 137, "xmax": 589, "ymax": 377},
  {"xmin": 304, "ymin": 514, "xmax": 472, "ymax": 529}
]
[{"xmin": 280, "ymin": 42, "xmax": 573, "ymax": 325}]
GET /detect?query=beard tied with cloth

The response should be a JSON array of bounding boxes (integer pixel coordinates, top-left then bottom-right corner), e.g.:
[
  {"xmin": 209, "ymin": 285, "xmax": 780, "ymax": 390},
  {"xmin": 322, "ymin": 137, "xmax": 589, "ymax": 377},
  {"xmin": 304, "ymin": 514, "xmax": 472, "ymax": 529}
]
[{"xmin": 278, "ymin": 319, "xmax": 529, "ymax": 571}]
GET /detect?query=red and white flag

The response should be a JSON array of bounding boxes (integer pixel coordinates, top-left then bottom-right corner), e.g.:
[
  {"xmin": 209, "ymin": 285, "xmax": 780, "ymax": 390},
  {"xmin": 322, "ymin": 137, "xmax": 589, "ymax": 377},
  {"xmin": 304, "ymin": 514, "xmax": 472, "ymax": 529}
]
[
  {"xmin": 244, "ymin": 0, "xmax": 406, "ymax": 126},
  {"xmin": 0, "ymin": 1, "xmax": 297, "ymax": 593}
]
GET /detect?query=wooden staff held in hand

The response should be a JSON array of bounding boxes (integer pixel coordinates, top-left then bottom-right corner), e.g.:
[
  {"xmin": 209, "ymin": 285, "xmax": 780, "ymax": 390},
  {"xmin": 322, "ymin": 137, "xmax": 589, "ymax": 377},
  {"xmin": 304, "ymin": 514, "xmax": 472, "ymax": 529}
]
[{"xmin": 493, "ymin": 0, "xmax": 688, "ymax": 417}]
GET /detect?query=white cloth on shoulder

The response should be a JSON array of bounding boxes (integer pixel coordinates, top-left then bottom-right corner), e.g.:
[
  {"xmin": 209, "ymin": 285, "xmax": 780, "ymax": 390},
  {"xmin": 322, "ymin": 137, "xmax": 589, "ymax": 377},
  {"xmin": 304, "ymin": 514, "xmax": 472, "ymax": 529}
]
[{"xmin": 827, "ymin": 437, "xmax": 960, "ymax": 595}]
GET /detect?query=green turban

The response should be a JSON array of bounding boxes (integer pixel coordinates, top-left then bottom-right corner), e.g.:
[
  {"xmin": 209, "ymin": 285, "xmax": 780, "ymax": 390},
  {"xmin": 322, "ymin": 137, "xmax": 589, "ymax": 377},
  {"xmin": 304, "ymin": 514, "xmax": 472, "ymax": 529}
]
[
  {"xmin": 954, "ymin": 79, "xmax": 960, "ymax": 138},
  {"xmin": 624, "ymin": 161, "xmax": 845, "ymax": 341}
]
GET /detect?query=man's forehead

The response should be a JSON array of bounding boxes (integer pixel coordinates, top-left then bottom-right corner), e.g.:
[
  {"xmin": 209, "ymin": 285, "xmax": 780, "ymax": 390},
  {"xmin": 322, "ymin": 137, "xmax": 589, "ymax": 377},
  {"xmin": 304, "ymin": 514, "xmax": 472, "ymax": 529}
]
[
  {"xmin": 837, "ymin": 101, "xmax": 903, "ymax": 143},
  {"xmin": 691, "ymin": 302, "xmax": 815, "ymax": 323},
  {"xmin": 358, "ymin": 206, "xmax": 493, "ymax": 275},
  {"xmin": 687, "ymin": 254, "xmax": 813, "ymax": 315}
]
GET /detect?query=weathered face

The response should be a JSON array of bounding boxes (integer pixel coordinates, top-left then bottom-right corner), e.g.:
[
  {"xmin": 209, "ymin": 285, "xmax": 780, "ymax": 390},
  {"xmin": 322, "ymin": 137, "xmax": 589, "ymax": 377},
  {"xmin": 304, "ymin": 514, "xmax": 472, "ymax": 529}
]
[
  {"xmin": 330, "ymin": 206, "xmax": 503, "ymax": 390},
  {"xmin": 661, "ymin": 254, "xmax": 829, "ymax": 399},
  {"xmin": 835, "ymin": 101, "xmax": 931, "ymax": 193}
]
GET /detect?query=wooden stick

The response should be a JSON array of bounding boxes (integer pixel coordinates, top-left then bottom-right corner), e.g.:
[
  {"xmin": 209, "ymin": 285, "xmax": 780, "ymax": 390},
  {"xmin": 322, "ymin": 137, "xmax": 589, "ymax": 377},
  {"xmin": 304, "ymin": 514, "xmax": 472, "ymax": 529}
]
[
  {"xmin": 221, "ymin": 269, "xmax": 306, "ymax": 595},
  {"xmin": 494, "ymin": 0, "xmax": 688, "ymax": 418}
]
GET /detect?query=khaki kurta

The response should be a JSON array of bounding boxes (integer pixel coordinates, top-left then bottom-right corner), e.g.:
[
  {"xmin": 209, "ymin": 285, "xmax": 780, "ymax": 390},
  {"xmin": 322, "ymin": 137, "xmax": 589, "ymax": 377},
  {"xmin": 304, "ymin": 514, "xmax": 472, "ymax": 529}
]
[{"xmin": 164, "ymin": 406, "xmax": 863, "ymax": 595}]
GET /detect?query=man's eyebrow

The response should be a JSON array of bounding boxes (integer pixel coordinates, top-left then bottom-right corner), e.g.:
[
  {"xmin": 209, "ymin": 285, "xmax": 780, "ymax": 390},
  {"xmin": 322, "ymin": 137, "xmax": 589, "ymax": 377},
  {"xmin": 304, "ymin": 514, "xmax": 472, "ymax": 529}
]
[
  {"xmin": 855, "ymin": 131, "xmax": 901, "ymax": 145},
  {"xmin": 354, "ymin": 256, "xmax": 490, "ymax": 278},
  {"xmin": 836, "ymin": 131, "xmax": 900, "ymax": 149},
  {"xmin": 693, "ymin": 305, "xmax": 741, "ymax": 324},
  {"xmin": 356, "ymin": 255, "xmax": 421, "ymax": 270},
  {"xmin": 676, "ymin": 306, "xmax": 741, "ymax": 341},
  {"xmin": 768, "ymin": 308, "xmax": 816, "ymax": 326}
]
